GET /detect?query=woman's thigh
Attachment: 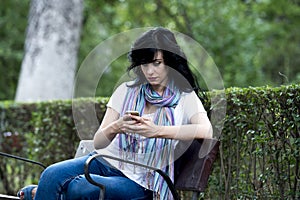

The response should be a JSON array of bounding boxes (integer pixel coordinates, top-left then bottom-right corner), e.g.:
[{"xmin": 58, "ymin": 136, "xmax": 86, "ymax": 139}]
[
  {"xmin": 39, "ymin": 152, "xmax": 117, "ymax": 184},
  {"xmin": 66, "ymin": 174, "xmax": 153, "ymax": 200},
  {"xmin": 36, "ymin": 152, "xmax": 121, "ymax": 199}
]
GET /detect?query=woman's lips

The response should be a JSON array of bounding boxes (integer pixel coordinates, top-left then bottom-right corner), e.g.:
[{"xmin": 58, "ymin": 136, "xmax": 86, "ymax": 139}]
[{"xmin": 148, "ymin": 77, "xmax": 157, "ymax": 81}]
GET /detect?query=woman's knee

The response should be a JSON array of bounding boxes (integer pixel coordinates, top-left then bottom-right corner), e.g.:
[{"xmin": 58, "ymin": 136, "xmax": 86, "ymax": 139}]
[
  {"xmin": 39, "ymin": 164, "xmax": 60, "ymax": 181},
  {"xmin": 39, "ymin": 161, "xmax": 70, "ymax": 185},
  {"xmin": 66, "ymin": 175, "xmax": 100, "ymax": 200}
]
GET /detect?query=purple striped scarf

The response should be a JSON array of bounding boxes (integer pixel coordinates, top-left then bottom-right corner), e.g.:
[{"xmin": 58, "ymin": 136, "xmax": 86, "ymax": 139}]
[{"xmin": 119, "ymin": 81, "xmax": 180, "ymax": 200}]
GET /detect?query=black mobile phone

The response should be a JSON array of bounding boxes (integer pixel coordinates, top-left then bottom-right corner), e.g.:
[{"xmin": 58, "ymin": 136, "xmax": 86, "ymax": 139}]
[{"xmin": 125, "ymin": 110, "xmax": 140, "ymax": 116}]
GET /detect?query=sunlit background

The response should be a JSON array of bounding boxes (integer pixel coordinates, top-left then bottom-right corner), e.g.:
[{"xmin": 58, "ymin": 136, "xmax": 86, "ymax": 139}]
[{"xmin": 0, "ymin": 0, "xmax": 299, "ymax": 100}]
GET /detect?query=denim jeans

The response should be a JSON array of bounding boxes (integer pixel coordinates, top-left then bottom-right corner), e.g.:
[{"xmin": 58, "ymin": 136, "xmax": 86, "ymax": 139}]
[{"xmin": 34, "ymin": 152, "xmax": 153, "ymax": 200}]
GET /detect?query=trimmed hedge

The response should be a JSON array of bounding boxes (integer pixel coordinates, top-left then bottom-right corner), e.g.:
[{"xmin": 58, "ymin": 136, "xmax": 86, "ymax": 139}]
[
  {"xmin": 0, "ymin": 84, "xmax": 299, "ymax": 199},
  {"xmin": 0, "ymin": 98, "xmax": 108, "ymax": 194},
  {"xmin": 211, "ymin": 84, "xmax": 300, "ymax": 199}
]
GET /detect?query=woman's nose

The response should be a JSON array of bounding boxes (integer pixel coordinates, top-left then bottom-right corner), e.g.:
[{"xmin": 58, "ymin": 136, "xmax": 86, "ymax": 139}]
[{"xmin": 145, "ymin": 65, "xmax": 154, "ymax": 74}]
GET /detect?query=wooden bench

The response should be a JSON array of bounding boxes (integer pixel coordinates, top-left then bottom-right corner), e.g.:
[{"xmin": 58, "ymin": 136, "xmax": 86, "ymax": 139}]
[{"xmin": 0, "ymin": 138, "xmax": 219, "ymax": 200}]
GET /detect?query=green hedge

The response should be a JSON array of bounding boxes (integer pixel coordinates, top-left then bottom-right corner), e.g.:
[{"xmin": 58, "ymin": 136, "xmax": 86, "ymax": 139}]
[
  {"xmin": 210, "ymin": 84, "xmax": 300, "ymax": 199},
  {"xmin": 0, "ymin": 84, "xmax": 299, "ymax": 199},
  {"xmin": 0, "ymin": 98, "xmax": 108, "ymax": 194}
]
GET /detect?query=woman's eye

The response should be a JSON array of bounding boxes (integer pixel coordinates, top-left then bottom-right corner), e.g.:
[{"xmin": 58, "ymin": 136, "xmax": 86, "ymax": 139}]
[
  {"xmin": 141, "ymin": 60, "xmax": 162, "ymax": 67},
  {"xmin": 153, "ymin": 61, "xmax": 161, "ymax": 66}
]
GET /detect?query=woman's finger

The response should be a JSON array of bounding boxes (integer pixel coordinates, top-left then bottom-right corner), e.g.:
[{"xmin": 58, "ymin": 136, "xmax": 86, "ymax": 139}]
[
  {"xmin": 130, "ymin": 115, "xmax": 144, "ymax": 123},
  {"xmin": 123, "ymin": 115, "xmax": 132, "ymax": 121}
]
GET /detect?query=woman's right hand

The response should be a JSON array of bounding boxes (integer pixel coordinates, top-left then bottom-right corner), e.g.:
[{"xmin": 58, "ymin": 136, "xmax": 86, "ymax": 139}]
[
  {"xmin": 118, "ymin": 113, "xmax": 140, "ymax": 133},
  {"xmin": 93, "ymin": 108, "xmax": 139, "ymax": 149}
]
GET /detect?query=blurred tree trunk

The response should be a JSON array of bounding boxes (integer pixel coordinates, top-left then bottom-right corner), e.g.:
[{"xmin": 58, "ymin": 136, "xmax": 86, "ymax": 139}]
[{"xmin": 15, "ymin": 0, "xmax": 83, "ymax": 102}]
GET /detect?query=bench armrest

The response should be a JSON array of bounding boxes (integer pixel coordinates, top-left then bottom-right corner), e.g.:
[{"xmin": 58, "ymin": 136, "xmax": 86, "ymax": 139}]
[
  {"xmin": 0, "ymin": 152, "xmax": 46, "ymax": 170},
  {"xmin": 84, "ymin": 154, "xmax": 180, "ymax": 200}
]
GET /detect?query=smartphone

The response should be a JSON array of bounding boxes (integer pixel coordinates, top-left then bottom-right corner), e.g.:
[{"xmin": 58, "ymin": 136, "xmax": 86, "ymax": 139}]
[{"xmin": 125, "ymin": 110, "xmax": 140, "ymax": 116}]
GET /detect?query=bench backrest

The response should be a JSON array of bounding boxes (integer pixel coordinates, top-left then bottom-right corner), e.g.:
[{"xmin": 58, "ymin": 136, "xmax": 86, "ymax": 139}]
[
  {"xmin": 174, "ymin": 139, "xmax": 220, "ymax": 192},
  {"xmin": 74, "ymin": 140, "xmax": 94, "ymax": 158}
]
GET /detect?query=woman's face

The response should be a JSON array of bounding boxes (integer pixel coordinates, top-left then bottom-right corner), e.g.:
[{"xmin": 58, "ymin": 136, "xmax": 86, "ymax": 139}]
[{"xmin": 140, "ymin": 51, "xmax": 169, "ymax": 90}]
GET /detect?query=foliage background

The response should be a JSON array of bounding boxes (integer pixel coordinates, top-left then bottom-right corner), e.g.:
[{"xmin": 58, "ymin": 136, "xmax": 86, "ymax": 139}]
[{"xmin": 0, "ymin": 0, "xmax": 300, "ymax": 100}]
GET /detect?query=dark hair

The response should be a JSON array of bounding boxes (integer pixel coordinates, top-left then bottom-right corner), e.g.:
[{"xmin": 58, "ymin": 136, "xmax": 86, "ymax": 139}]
[{"xmin": 127, "ymin": 27, "xmax": 206, "ymax": 101}]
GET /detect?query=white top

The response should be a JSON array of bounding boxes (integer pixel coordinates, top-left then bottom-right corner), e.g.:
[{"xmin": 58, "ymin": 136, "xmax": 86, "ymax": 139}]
[{"xmin": 96, "ymin": 82, "xmax": 206, "ymax": 190}]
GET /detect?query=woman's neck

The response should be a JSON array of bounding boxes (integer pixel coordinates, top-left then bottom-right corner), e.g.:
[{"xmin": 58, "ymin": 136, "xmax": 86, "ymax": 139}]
[
  {"xmin": 144, "ymin": 102, "xmax": 157, "ymax": 114},
  {"xmin": 151, "ymin": 85, "xmax": 166, "ymax": 96}
]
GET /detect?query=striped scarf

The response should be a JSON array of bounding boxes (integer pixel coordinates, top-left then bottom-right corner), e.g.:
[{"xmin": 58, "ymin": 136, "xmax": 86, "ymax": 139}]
[{"xmin": 119, "ymin": 81, "xmax": 180, "ymax": 200}]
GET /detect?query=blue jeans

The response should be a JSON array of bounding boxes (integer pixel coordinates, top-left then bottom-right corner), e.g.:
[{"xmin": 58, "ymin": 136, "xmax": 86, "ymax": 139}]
[{"xmin": 34, "ymin": 152, "xmax": 153, "ymax": 200}]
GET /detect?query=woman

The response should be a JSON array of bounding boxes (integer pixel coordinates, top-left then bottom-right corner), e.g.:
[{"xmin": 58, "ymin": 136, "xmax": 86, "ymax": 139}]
[{"xmin": 18, "ymin": 27, "xmax": 212, "ymax": 200}]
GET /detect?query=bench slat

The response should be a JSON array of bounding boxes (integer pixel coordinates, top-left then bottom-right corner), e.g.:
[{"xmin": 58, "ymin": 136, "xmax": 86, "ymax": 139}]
[{"xmin": 0, "ymin": 194, "xmax": 20, "ymax": 200}]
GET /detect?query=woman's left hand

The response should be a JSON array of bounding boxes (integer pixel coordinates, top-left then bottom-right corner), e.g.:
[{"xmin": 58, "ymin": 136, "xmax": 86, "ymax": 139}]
[{"xmin": 123, "ymin": 115, "xmax": 162, "ymax": 138}]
